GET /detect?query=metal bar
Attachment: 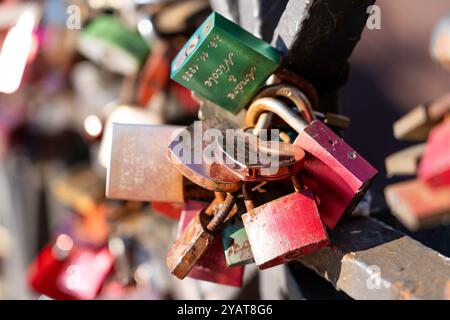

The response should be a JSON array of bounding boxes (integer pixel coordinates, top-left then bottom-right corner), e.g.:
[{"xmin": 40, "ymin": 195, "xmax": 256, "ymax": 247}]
[{"xmin": 296, "ymin": 217, "xmax": 450, "ymax": 300}]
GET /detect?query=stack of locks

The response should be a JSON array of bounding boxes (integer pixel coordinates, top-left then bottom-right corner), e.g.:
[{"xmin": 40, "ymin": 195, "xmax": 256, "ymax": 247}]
[
  {"xmin": 385, "ymin": 14, "xmax": 450, "ymax": 232},
  {"xmin": 105, "ymin": 11, "xmax": 378, "ymax": 287}
]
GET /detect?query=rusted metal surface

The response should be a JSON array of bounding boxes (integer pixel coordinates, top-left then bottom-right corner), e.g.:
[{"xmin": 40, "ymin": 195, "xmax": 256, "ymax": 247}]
[
  {"xmin": 178, "ymin": 201, "xmax": 244, "ymax": 287},
  {"xmin": 166, "ymin": 207, "xmax": 214, "ymax": 279},
  {"xmin": 106, "ymin": 123, "xmax": 185, "ymax": 203},
  {"xmin": 297, "ymin": 217, "xmax": 450, "ymax": 300},
  {"xmin": 385, "ymin": 144, "xmax": 426, "ymax": 177},
  {"xmin": 243, "ymin": 190, "xmax": 329, "ymax": 270},
  {"xmin": 417, "ymin": 119, "xmax": 450, "ymax": 187},
  {"xmin": 217, "ymin": 130, "xmax": 306, "ymax": 182},
  {"xmin": 167, "ymin": 119, "xmax": 243, "ymax": 193},
  {"xmin": 385, "ymin": 179, "xmax": 450, "ymax": 231},
  {"xmin": 166, "ymin": 194, "xmax": 236, "ymax": 279}
]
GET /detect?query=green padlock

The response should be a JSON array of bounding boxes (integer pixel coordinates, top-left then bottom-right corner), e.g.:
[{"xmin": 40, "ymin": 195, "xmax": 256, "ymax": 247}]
[
  {"xmin": 221, "ymin": 191, "xmax": 255, "ymax": 267},
  {"xmin": 222, "ymin": 213, "xmax": 254, "ymax": 267},
  {"xmin": 78, "ymin": 15, "xmax": 151, "ymax": 76},
  {"xmin": 171, "ymin": 11, "xmax": 281, "ymax": 114}
]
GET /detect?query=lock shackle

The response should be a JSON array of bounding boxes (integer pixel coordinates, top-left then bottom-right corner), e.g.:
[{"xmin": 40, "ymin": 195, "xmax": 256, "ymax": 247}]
[
  {"xmin": 246, "ymin": 97, "xmax": 309, "ymax": 135},
  {"xmin": 207, "ymin": 193, "xmax": 236, "ymax": 232},
  {"xmin": 254, "ymin": 84, "xmax": 316, "ymax": 124}
]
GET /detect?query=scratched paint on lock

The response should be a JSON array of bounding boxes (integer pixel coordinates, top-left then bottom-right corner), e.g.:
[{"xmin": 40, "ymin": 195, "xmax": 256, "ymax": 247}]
[
  {"xmin": 175, "ymin": 201, "xmax": 244, "ymax": 287},
  {"xmin": 222, "ymin": 217, "xmax": 254, "ymax": 266},
  {"xmin": 171, "ymin": 12, "xmax": 281, "ymax": 114},
  {"xmin": 242, "ymin": 191, "xmax": 329, "ymax": 270},
  {"xmin": 295, "ymin": 120, "xmax": 378, "ymax": 229}
]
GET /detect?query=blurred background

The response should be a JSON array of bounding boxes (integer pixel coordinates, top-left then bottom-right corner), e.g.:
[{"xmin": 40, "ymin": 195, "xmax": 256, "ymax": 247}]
[{"xmin": 0, "ymin": 0, "xmax": 448, "ymax": 299}]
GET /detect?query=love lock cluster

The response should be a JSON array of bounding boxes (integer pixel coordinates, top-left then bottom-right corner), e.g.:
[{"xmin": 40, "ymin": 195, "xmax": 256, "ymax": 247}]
[{"xmin": 106, "ymin": 11, "xmax": 378, "ymax": 287}]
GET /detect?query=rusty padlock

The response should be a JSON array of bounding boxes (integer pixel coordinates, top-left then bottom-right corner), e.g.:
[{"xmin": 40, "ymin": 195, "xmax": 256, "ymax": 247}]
[
  {"xmin": 166, "ymin": 193, "xmax": 236, "ymax": 279},
  {"xmin": 246, "ymin": 86, "xmax": 378, "ymax": 229},
  {"xmin": 215, "ymin": 128, "xmax": 306, "ymax": 182},
  {"xmin": 176, "ymin": 200, "xmax": 244, "ymax": 287},
  {"xmin": 167, "ymin": 119, "xmax": 243, "ymax": 193},
  {"xmin": 242, "ymin": 175, "xmax": 329, "ymax": 270},
  {"xmin": 418, "ymin": 117, "xmax": 450, "ymax": 187}
]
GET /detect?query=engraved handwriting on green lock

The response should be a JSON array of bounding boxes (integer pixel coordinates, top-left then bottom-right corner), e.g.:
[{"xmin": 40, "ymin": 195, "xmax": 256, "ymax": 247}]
[
  {"xmin": 204, "ymin": 52, "xmax": 235, "ymax": 87},
  {"xmin": 227, "ymin": 66, "xmax": 256, "ymax": 100}
]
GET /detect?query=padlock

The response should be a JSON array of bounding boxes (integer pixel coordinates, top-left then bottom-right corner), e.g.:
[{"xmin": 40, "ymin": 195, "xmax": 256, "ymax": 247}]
[
  {"xmin": 28, "ymin": 234, "xmax": 77, "ymax": 300},
  {"xmin": 246, "ymin": 87, "xmax": 378, "ymax": 229},
  {"xmin": 106, "ymin": 123, "xmax": 186, "ymax": 203},
  {"xmin": 170, "ymin": 11, "xmax": 281, "ymax": 114},
  {"xmin": 98, "ymin": 104, "xmax": 164, "ymax": 169},
  {"xmin": 242, "ymin": 176, "xmax": 329, "ymax": 270},
  {"xmin": 78, "ymin": 15, "xmax": 150, "ymax": 76},
  {"xmin": 393, "ymin": 93, "xmax": 450, "ymax": 141},
  {"xmin": 385, "ymin": 143, "xmax": 426, "ymax": 177},
  {"xmin": 176, "ymin": 201, "xmax": 244, "ymax": 287},
  {"xmin": 418, "ymin": 117, "xmax": 450, "ymax": 187},
  {"xmin": 215, "ymin": 129, "xmax": 306, "ymax": 182},
  {"xmin": 222, "ymin": 184, "xmax": 255, "ymax": 267},
  {"xmin": 137, "ymin": 41, "xmax": 171, "ymax": 107},
  {"xmin": 167, "ymin": 119, "xmax": 243, "ymax": 193},
  {"xmin": 430, "ymin": 14, "xmax": 450, "ymax": 72},
  {"xmin": 385, "ymin": 179, "xmax": 450, "ymax": 231},
  {"xmin": 166, "ymin": 193, "xmax": 236, "ymax": 279},
  {"xmin": 56, "ymin": 246, "xmax": 115, "ymax": 300}
]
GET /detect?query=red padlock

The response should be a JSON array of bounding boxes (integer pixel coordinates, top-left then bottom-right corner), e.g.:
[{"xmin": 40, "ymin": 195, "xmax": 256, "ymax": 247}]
[
  {"xmin": 176, "ymin": 200, "xmax": 244, "ymax": 287},
  {"xmin": 28, "ymin": 234, "xmax": 114, "ymax": 300},
  {"xmin": 242, "ymin": 176, "xmax": 329, "ymax": 270},
  {"xmin": 28, "ymin": 234, "xmax": 76, "ymax": 300},
  {"xmin": 137, "ymin": 41, "xmax": 171, "ymax": 107},
  {"xmin": 247, "ymin": 86, "xmax": 378, "ymax": 229},
  {"xmin": 418, "ymin": 117, "xmax": 450, "ymax": 187},
  {"xmin": 56, "ymin": 246, "xmax": 115, "ymax": 300}
]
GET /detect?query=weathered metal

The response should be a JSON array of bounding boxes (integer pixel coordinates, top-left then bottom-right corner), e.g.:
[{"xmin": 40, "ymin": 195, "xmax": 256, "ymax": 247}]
[
  {"xmin": 106, "ymin": 124, "xmax": 185, "ymax": 203},
  {"xmin": 297, "ymin": 217, "xmax": 450, "ymax": 300},
  {"xmin": 177, "ymin": 201, "xmax": 244, "ymax": 287},
  {"xmin": 246, "ymin": 96, "xmax": 378, "ymax": 229},
  {"xmin": 216, "ymin": 129, "xmax": 306, "ymax": 182},
  {"xmin": 166, "ymin": 193, "xmax": 236, "ymax": 279},
  {"xmin": 242, "ymin": 189, "xmax": 329, "ymax": 270},
  {"xmin": 385, "ymin": 179, "xmax": 450, "ymax": 231},
  {"xmin": 167, "ymin": 119, "xmax": 243, "ymax": 193}
]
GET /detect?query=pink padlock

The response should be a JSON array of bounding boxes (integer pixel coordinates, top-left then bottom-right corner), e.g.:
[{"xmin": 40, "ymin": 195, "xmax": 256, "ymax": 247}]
[
  {"xmin": 418, "ymin": 118, "xmax": 450, "ymax": 187},
  {"xmin": 246, "ymin": 86, "xmax": 378, "ymax": 229}
]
